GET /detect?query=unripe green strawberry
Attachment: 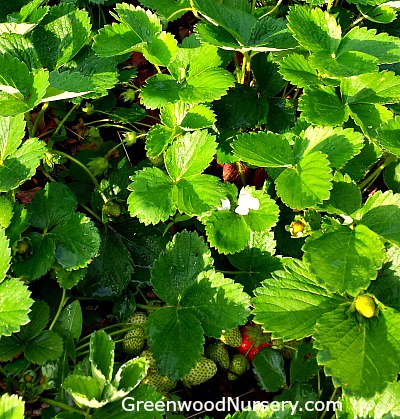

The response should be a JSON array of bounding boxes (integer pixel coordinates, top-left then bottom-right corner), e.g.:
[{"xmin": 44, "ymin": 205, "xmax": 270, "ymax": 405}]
[
  {"xmin": 148, "ymin": 154, "xmax": 164, "ymax": 167},
  {"xmin": 16, "ymin": 239, "xmax": 30, "ymax": 255},
  {"xmin": 140, "ymin": 349, "xmax": 157, "ymax": 370},
  {"xmin": 355, "ymin": 295, "xmax": 376, "ymax": 318},
  {"xmin": 206, "ymin": 342, "xmax": 230, "ymax": 369},
  {"xmin": 123, "ymin": 326, "xmax": 145, "ymax": 355},
  {"xmin": 220, "ymin": 328, "xmax": 242, "ymax": 347},
  {"xmin": 127, "ymin": 311, "xmax": 148, "ymax": 325},
  {"xmin": 227, "ymin": 354, "xmax": 249, "ymax": 381},
  {"xmin": 182, "ymin": 357, "xmax": 217, "ymax": 386},
  {"xmin": 142, "ymin": 369, "xmax": 176, "ymax": 393},
  {"xmin": 103, "ymin": 201, "xmax": 121, "ymax": 218}
]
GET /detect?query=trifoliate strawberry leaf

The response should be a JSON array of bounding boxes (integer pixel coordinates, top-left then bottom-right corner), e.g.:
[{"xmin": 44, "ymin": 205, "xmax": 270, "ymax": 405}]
[
  {"xmin": 147, "ymin": 307, "xmax": 205, "ymax": 379},
  {"xmin": 357, "ymin": 191, "xmax": 400, "ymax": 246},
  {"xmin": 151, "ymin": 230, "xmax": 213, "ymax": 305},
  {"xmin": 28, "ymin": 182, "xmax": 77, "ymax": 231},
  {"xmin": 303, "ymin": 225, "xmax": 385, "ymax": 296},
  {"xmin": 138, "ymin": 0, "xmax": 191, "ymax": 21},
  {"xmin": 127, "ymin": 167, "xmax": 175, "ymax": 225},
  {"xmin": 0, "ymin": 393, "xmax": 24, "ymax": 419},
  {"xmin": 139, "ymin": 74, "xmax": 181, "ymax": 109},
  {"xmin": 165, "ymin": 131, "xmax": 217, "ymax": 180},
  {"xmin": 232, "ymin": 131, "xmax": 294, "ymax": 168},
  {"xmin": 12, "ymin": 233, "xmax": 55, "ymax": 281},
  {"xmin": 90, "ymin": 330, "xmax": 114, "ymax": 388},
  {"xmin": 31, "ymin": 7, "xmax": 91, "ymax": 71},
  {"xmin": 298, "ymin": 86, "xmax": 349, "ymax": 126},
  {"xmin": 181, "ymin": 270, "xmax": 250, "ymax": 338},
  {"xmin": 318, "ymin": 172, "xmax": 362, "ymax": 215},
  {"xmin": 341, "ymin": 71, "xmax": 400, "ymax": 105},
  {"xmin": 287, "ymin": 6, "xmax": 341, "ymax": 54},
  {"xmin": 0, "ymin": 279, "xmax": 32, "ymax": 337},
  {"xmin": 314, "ymin": 305, "xmax": 400, "ymax": 398},
  {"xmin": 0, "ymin": 228, "xmax": 10, "ymax": 282},
  {"xmin": 93, "ymin": 23, "xmax": 140, "ymax": 57},
  {"xmin": 275, "ymin": 152, "xmax": 332, "ymax": 209},
  {"xmin": 252, "ymin": 260, "xmax": 346, "ymax": 340},
  {"xmin": 48, "ymin": 213, "xmax": 100, "ymax": 270},
  {"xmin": 173, "ymin": 175, "xmax": 227, "ymax": 216},
  {"xmin": 25, "ymin": 330, "xmax": 63, "ymax": 364},
  {"xmin": 299, "ymin": 126, "xmax": 364, "ymax": 169},
  {"xmin": 81, "ymin": 229, "xmax": 134, "ymax": 298},
  {"xmin": 348, "ymin": 103, "xmax": 392, "ymax": 138},
  {"xmin": 279, "ymin": 54, "xmax": 321, "ymax": 88},
  {"xmin": 376, "ymin": 116, "xmax": 400, "ymax": 157},
  {"xmin": 0, "ymin": 53, "xmax": 49, "ymax": 117}
]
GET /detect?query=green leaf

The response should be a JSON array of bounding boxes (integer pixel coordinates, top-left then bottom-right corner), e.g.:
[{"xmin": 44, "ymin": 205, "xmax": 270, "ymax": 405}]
[
  {"xmin": 299, "ymin": 126, "xmax": 364, "ymax": 169},
  {"xmin": 0, "ymin": 335, "xmax": 23, "ymax": 361},
  {"xmin": 253, "ymin": 347, "xmax": 286, "ymax": 392},
  {"xmin": 127, "ymin": 167, "xmax": 175, "ymax": 225},
  {"xmin": 303, "ymin": 225, "xmax": 385, "ymax": 296},
  {"xmin": 44, "ymin": 71, "xmax": 95, "ymax": 102},
  {"xmin": 54, "ymin": 301, "xmax": 82, "ymax": 341},
  {"xmin": 93, "ymin": 23, "xmax": 140, "ymax": 57},
  {"xmin": 47, "ymin": 213, "xmax": 100, "ymax": 270},
  {"xmin": 275, "ymin": 152, "xmax": 332, "ymax": 209},
  {"xmin": 90, "ymin": 330, "xmax": 114, "ymax": 388},
  {"xmin": 24, "ymin": 330, "xmax": 63, "ymax": 364},
  {"xmin": 32, "ymin": 7, "xmax": 91, "ymax": 70},
  {"xmin": 341, "ymin": 71, "xmax": 400, "ymax": 105},
  {"xmin": 0, "ymin": 279, "xmax": 32, "ymax": 337},
  {"xmin": 287, "ymin": 6, "xmax": 341, "ymax": 53},
  {"xmin": 0, "ymin": 53, "xmax": 49, "ymax": 116},
  {"xmin": 232, "ymin": 131, "xmax": 294, "ymax": 167},
  {"xmin": 63, "ymin": 375, "xmax": 104, "ymax": 408},
  {"xmin": 376, "ymin": 116, "xmax": 400, "ymax": 157},
  {"xmin": 298, "ymin": 86, "xmax": 348, "ymax": 126},
  {"xmin": 314, "ymin": 305, "xmax": 400, "ymax": 398},
  {"xmin": 147, "ymin": 307, "xmax": 205, "ymax": 379},
  {"xmin": 151, "ymin": 230, "xmax": 213, "ymax": 305},
  {"xmin": 0, "ymin": 394, "xmax": 24, "ymax": 419},
  {"xmin": 143, "ymin": 31, "xmax": 178, "ymax": 67},
  {"xmin": 145, "ymin": 125, "xmax": 175, "ymax": 159},
  {"xmin": 12, "ymin": 233, "xmax": 55, "ymax": 281},
  {"xmin": 113, "ymin": 357, "xmax": 147, "ymax": 393},
  {"xmin": 55, "ymin": 265, "xmax": 87, "ymax": 290},
  {"xmin": 274, "ymin": 383, "xmax": 318, "ymax": 419},
  {"xmin": 357, "ymin": 191, "xmax": 400, "ymax": 245},
  {"xmin": 0, "ymin": 228, "xmax": 10, "ymax": 281},
  {"xmin": 252, "ymin": 260, "xmax": 346, "ymax": 340},
  {"xmin": 138, "ymin": 0, "xmax": 191, "ymax": 21},
  {"xmin": 82, "ymin": 229, "xmax": 134, "ymax": 299},
  {"xmin": 0, "ymin": 196, "xmax": 13, "ymax": 229},
  {"xmin": 180, "ymin": 105, "xmax": 216, "ymax": 130},
  {"xmin": 289, "ymin": 342, "xmax": 319, "ymax": 383},
  {"xmin": 279, "ymin": 54, "xmax": 321, "ymax": 88},
  {"xmin": 28, "ymin": 183, "xmax": 77, "ymax": 230},
  {"xmin": 0, "ymin": 114, "xmax": 25, "ymax": 165},
  {"xmin": 165, "ymin": 131, "xmax": 217, "ymax": 180},
  {"xmin": 348, "ymin": 103, "xmax": 392, "ymax": 138},
  {"xmin": 18, "ymin": 300, "xmax": 49, "ymax": 342}
]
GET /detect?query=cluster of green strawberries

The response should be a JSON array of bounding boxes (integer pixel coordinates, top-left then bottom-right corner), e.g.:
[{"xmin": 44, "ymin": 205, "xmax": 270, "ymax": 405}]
[{"xmin": 122, "ymin": 314, "xmax": 303, "ymax": 393}]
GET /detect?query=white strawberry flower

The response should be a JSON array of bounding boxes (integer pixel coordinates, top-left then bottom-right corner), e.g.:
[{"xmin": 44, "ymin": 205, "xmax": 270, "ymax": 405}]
[
  {"xmin": 217, "ymin": 198, "xmax": 231, "ymax": 211},
  {"xmin": 234, "ymin": 188, "xmax": 260, "ymax": 215}
]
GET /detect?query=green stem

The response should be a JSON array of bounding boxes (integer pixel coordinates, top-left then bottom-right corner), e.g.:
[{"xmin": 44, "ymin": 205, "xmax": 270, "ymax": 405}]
[
  {"xmin": 38, "ymin": 397, "xmax": 88, "ymax": 417},
  {"xmin": 31, "ymin": 103, "xmax": 49, "ymax": 138},
  {"xmin": 319, "ymin": 387, "xmax": 337, "ymax": 419},
  {"xmin": 216, "ymin": 270, "xmax": 249, "ymax": 275},
  {"xmin": 25, "ymin": 112, "xmax": 33, "ymax": 138},
  {"xmin": 259, "ymin": 0, "xmax": 283, "ymax": 18},
  {"xmin": 237, "ymin": 162, "xmax": 247, "ymax": 186},
  {"xmin": 49, "ymin": 289, "xmax": 68, "ymax": 330},
  {"xmin": 359, "ymin": 153, "xmax": 397, "ymax": 192},
  {"xmin": 136, "ymin": 303, "xmax": 163, "ymax": 311},
  {"xmin": 53, "ymin": 101, "xmax": 81, "ymax": 137}
]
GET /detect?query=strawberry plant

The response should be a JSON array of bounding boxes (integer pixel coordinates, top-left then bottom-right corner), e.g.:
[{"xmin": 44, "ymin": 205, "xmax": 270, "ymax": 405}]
[{"xmin": 0, "ymin": 0, "xmax": 400, "ymax": 418}]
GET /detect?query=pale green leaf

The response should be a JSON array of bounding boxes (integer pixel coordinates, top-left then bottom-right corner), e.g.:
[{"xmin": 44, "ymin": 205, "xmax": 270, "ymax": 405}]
[
  {"xmin": 138, "ymin": 0, "xmax": 191, "ymax": 21},
  {"xmin": 146, "ymin": 307, "xmax": 205, "ymax": 379},
  {"xmin": 180, "ymin": 104, "xmax": 216, "ymax": 130},
  {"xmin": 145, "ymin": 124, "xmax": 175, "ymax": 159},
  {"xmin": 314, "ymin": 306, "xmax": 400, "ymax": 398},
  {"xmin": 32, "ymin": 8, "xmax": 91, "ymax": 70},
  {"xmin": 0, "ymin": 279, "xmax": 32, "ymax": 337},
  {"xmin": 28, "ymin": 182, "xmax": 77, "ymax": 231},
  {"xmin": 303, "ymin": 225, "xmax": 385, "ymax": 296},
  {"xmin": 252, "ymin": 260, "xmax": 346, "ymax": 340},
  {"xmin": 0, "ymin": 228, "xmax": 10, "ymax": 282},
  {"xmin": 139, "ymin": 74, "xmax": 180, "ymax": 110},
  {"xmin": 24, "ymin": 330, "xmax": 63, "ymax": 364},
  {"xmin": 0, "ymin": 33, "xmax": 41, "ymax": 70},
  {"xmin": 151, "ymin": 230, "xmax": 213, "ymax": 305},
  {"xmin": 275, "ymin": 151, "xmax": 332, "ymax": 209},
  {"xmin": 0, "ymin": 114, "xmax": 25, "ymax": 163},
  {"xmin": 348, "ymin": 103, "xmax": 393, "ymax": 138},
  {"xmin": 0, "ymin": 196, "xmax": 13, "ymax": 229},
  {"xmin": 298, "ymin": 85, "xmax": 348, "ymax": 126},
  {"xmin": 376, "ymin": 116, "xmax": 400, "ymax": 157},
  {"xmin": 300, "ymin": 126, "xmax": 364, "ymax": 169},
  {"xmin": 143, "ymin": 32, "xmax": 178, "ymax": 67},
  {"xmin": 93, "ymin": 23, "xmax": 140, "ymax": 57},
  {"xmin": 48, "ymin": 213, "xmax": 100, "ymax": 270},
  {"xmin": 232, "ymin": 131, "xmax": 294, "ymax": 167},
  {"xmin": 279, "ymin": 54, "xmax": 321, "ymax": 88},
  {"xmin": 63, "ymin": 375, "xmax": 104, "ymax": 408},
  {"xmin": 43, "ymin": 71, "xmax": 94, "ymax": 102},
  {"xmin": 287, "ymin": 6, "xmax": 341, "ymax": 53},
  {"xmin": 113, "ymin": 357, "xmax": 147, "ymax": 393},
  {"xmin": 0, "ymin": 393, "xmax": 24, "ymax": 419},
  {"xmin": 127, "ymin": 167, "xmax": 175, "ymax": 225},
  {"xmin": 90, "ymin": 330, "xmax": 114, "ymax": 388},
  {"xmin": 165, "ymin": 130, "xmax": 217, "ymax": 180}
]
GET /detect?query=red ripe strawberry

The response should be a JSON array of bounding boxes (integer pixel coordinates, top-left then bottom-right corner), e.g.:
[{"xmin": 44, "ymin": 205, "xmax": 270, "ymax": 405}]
[{"xmin": 238, "ymin": 323, "xmax": 271, "ymax": 361}]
